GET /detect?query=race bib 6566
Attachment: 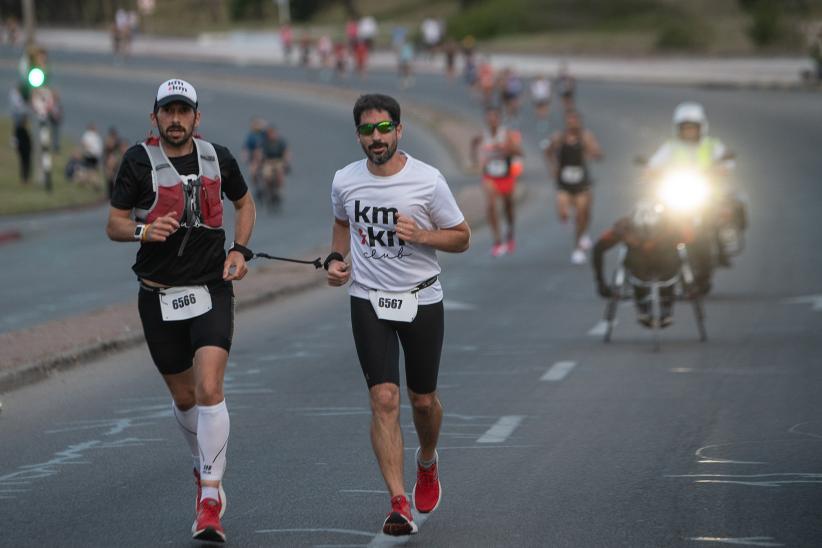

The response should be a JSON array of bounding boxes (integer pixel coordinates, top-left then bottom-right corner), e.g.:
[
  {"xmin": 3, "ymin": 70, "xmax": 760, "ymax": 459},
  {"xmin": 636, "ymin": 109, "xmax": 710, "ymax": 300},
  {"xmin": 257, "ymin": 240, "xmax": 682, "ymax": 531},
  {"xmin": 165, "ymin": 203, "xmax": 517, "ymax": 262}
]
[{"xmin": 159, "ymin": 285, "xmax": 212, "ymax": 321}]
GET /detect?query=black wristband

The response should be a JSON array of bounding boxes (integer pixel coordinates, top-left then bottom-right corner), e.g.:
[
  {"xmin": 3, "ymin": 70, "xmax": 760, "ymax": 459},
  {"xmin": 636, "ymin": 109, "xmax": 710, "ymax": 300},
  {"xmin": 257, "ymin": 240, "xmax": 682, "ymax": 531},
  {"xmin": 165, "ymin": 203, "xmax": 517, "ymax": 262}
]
[
  {"xmin": 229, "ymin": 242, "xmax": 254, "ymax": 261},
  {"xmin": 323, "ymin": 251, "xmax": 344, "ymax": 271}
]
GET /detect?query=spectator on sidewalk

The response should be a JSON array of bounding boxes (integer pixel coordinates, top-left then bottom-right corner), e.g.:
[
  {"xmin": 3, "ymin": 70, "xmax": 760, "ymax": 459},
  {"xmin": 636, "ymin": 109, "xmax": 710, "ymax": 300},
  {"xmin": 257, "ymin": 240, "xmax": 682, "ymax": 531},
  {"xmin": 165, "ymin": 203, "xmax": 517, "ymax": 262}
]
[
  {"xmin": 64, "ymin": 147, "xmax": 86, "ymax": 184},
  {"xmin": 80, "ymin": 122, "xmax": 104, "ymax": 189},
  {"xmin": 81, "ymin": 123, "xmax": 103, "ymax": 170},
  {"xmin": 48, "ymin": 89, "xmax": 63, "ymax": 153},
  {"xmin": 103, "ymin": 126, "xmax": 128, "ymax": 198},
  {"xmin": 5, "ymin": 17, "xmax": 20, "ymax": 47},
  {"xmin": 810, "ymin": 30, "xmax": 822, "ymax": 81},
  {"xmin": 13, "ymin": 115, "xmax": 31, "ymax": 185},
  {"xmin": 9, "ymin": 84, "xmax": 27, "ymax": 127},
  {"xmin": 281, "ymin": 23, "xmax": 294, "ymax": 63}
]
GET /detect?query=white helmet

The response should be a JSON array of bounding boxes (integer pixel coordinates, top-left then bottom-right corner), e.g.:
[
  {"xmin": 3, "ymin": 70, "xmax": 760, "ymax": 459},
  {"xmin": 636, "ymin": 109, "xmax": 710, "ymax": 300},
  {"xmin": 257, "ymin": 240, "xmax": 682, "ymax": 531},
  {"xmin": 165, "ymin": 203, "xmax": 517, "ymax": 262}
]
[
  {"xmin": 632, "ymin": 200, "xmax": 665, "ymax": 238},
  {"xmin": 673, "ymin": 102, "xmax": 708, "ymax": 134}
]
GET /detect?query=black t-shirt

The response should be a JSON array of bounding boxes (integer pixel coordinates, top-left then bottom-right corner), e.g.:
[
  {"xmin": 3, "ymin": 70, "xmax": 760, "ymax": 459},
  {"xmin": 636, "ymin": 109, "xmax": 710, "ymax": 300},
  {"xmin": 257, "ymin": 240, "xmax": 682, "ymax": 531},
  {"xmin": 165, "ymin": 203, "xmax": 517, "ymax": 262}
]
[{"xmin": 111, "ymin": 141, "xmax": 248, "ymax": 286}]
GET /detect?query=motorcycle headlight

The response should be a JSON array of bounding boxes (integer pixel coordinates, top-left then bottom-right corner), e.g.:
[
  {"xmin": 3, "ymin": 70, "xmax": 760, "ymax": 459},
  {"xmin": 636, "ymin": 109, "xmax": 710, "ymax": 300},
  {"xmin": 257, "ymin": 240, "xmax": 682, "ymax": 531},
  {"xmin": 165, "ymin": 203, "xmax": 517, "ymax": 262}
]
[{"xmin": 658, "ymin": 171, "xmax": 710, "ymax": 212}]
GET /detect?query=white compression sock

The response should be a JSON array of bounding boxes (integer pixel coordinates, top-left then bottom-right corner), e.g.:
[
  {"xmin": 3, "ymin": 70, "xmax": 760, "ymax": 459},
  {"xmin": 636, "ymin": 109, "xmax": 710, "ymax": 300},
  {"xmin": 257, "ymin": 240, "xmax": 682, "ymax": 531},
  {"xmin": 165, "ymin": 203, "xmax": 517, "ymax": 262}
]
[
  {"xmin": 197, "ymin": 400, "xmax": 230, "ymax": 483},
  {"xmin": 172, "ymin": 402, "xmax": 199, "ymax": 471},
  {"xmin": 201, "ymin": 486, "xmax": 220, "ymax": 502}
]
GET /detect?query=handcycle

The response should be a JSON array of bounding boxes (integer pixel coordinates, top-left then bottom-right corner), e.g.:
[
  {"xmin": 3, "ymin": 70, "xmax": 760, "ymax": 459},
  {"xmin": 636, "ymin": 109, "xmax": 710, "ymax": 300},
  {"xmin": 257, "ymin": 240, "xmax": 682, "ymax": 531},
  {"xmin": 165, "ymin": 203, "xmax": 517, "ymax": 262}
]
[{"xmin": 602, "ymin": 243, "xmax": 707, "ymax": 351}]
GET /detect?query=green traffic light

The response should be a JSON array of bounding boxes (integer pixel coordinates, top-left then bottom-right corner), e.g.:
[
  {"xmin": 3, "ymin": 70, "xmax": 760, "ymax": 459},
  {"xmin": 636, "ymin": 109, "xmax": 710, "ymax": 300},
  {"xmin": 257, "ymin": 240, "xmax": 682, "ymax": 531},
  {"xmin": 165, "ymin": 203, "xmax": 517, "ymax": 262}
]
[{"xmin": 28, "ymin": 67, "xmax": 45, "ymax": 88}]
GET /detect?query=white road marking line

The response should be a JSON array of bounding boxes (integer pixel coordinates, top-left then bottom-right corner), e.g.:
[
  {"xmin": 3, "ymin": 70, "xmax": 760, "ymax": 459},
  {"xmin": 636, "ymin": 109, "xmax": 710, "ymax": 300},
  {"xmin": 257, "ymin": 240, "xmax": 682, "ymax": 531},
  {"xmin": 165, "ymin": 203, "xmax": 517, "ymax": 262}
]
[
  {"xmin": 541, "ymin": 361, "xmax": 577, "ymax": 382},
  {"xmin": 689, "ymin": 537, "xmax": 784, "ymax": 547},
  {"xmin": 695, "ymin": 443, "xmax": 766, "ymax": 465},
  {"xmin": 302, "ymin": 411, "xmax": 372, "ymax": 417},
  {"xmin": 477, "ymin": 415, "xmax": 525, "ymax": 443},
  {"xmin": 367, "ymin": 509, "xmax": 431, "ymax": 547},
  {"xmin": 256, "ymin": 528, "xmax": 375, "ymax": 537},
  {"xmin": 587, "ymin": 320, "xmax": 613, "ymax": 336},
  {"xmin": 442, "ymin": 300, "xmax": 477, "ymax": 311},
  {"xmin": 404, "ymin": 444, "xmax": 538, "ymax": 451},
  {"xmin": 782, "ymin": 294, "xmax": 822, "ymax": 311}
]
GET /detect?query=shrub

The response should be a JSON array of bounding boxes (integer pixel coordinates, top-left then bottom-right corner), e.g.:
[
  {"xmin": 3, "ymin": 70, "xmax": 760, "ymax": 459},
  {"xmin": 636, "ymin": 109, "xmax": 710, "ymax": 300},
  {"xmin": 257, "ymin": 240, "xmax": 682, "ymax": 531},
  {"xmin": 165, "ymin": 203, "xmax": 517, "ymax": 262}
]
[
  {"xmin": 746, "ymin": 0, "xmax": 782, "ymax": 46},
  {"xmin": 655, "ymin": 17, "xmax": 711, "ymax": 51}
]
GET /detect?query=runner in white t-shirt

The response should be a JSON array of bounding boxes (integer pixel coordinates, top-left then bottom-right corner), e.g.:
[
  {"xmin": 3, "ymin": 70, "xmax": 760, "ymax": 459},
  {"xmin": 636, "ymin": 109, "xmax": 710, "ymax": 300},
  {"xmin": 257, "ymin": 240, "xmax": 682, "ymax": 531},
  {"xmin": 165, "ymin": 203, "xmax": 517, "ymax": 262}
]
[{"xmin": 326, "ymin": 94, "xmax": 470, "ymax": 537}]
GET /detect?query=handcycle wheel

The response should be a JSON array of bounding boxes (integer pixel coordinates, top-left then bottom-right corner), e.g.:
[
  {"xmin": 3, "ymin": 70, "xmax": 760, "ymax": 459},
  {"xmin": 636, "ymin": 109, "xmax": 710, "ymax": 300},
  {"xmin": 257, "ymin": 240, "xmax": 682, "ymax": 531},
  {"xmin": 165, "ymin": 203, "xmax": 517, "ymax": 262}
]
[
  {"xmin": 684, "ymin": 281, "xmax": 708, "ymax": 342},
  {"xmin": 603, "ymin": 292, "xmax": 620, "ymax": 343},
  {"xmin": 650, "ymin": 282, "xmax": 661, "ymax": 353},
  {"xmin": 693, "ymin": 296, "xmax": 708, "ymax": 342}
]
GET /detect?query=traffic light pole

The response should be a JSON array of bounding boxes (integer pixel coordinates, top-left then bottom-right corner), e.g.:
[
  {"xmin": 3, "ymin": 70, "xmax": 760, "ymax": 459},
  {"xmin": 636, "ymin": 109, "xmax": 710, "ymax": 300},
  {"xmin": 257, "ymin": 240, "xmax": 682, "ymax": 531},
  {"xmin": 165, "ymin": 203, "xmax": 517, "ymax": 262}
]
[
  {"xmin": 22, "ymin": 0, "xmax": 35, "ymax": 47},
  {"xmin": 22, "ymin": 0, "xmax": 51, "ymax": 191}
]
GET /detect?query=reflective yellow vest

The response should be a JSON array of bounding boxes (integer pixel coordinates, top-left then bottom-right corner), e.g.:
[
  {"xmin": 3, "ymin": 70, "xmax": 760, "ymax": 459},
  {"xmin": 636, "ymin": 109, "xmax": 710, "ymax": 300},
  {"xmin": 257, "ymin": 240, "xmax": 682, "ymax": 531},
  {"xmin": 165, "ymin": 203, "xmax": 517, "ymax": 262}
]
[{"xmin": 668, "ymin": 137, "xmax": 719, "ymax": 170}]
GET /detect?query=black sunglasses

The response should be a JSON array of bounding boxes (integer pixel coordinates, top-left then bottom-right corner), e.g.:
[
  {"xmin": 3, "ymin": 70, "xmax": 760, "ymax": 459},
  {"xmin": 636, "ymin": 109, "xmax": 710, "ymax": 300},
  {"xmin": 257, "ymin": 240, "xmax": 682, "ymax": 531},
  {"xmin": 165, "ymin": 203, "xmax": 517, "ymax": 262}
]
[{"xmin": 357, "ymin": 120, "xmax": 397, "ymax": 136}]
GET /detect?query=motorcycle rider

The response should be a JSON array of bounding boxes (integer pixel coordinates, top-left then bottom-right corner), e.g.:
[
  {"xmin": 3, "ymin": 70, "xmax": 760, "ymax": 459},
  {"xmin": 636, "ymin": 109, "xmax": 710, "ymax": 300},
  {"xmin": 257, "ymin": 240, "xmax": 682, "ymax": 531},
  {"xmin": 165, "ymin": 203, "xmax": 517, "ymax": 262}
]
[
  {"xmin": 593, "ymin": 201, "xmax": 694, "ymax": 328},
  {"xmin": 644, "ymin": 102, "xmax": 737, "ymax": 293},
  {"xmin": 646, "ymin": 102, "xmax": 732, "ymax": 180}
]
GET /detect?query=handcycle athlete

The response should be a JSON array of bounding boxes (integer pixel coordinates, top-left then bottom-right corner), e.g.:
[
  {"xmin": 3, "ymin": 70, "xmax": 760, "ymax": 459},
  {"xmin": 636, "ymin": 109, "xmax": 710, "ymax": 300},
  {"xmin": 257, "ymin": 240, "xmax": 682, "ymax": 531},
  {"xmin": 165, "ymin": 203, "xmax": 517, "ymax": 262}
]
[{"xmin": 592, "ymin": 200, "xmax": 707, "ymax": 346}]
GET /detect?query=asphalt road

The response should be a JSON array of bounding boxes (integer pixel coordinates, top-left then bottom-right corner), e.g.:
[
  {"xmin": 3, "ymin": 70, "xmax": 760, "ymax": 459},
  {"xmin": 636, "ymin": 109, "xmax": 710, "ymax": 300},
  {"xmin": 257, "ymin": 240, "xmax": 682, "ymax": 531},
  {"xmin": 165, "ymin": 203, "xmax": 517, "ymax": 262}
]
[{"xmin": 1, "ymin": 48, "xmax": 822, "ymax": 547}]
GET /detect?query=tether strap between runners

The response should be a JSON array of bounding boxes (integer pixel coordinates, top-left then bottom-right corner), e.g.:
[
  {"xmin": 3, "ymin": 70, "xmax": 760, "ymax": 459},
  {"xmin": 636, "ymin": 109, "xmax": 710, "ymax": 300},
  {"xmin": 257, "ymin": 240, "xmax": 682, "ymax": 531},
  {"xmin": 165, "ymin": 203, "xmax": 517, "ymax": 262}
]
[
  {"xmin": 252, "ymin": 252, "xmax": 322, "ymax": 269},
  {"xmin": 228, "ymin": 242, "xmax": 322, "ymax": 269}
]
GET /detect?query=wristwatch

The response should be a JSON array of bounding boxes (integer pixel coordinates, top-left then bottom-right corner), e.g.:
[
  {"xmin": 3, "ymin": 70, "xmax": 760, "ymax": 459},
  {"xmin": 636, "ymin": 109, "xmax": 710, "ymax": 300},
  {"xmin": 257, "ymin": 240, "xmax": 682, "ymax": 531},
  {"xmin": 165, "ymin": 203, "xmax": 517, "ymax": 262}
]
[{"xmin": 134, "ymin": 224, "xmax": 146, "ymax": 241}]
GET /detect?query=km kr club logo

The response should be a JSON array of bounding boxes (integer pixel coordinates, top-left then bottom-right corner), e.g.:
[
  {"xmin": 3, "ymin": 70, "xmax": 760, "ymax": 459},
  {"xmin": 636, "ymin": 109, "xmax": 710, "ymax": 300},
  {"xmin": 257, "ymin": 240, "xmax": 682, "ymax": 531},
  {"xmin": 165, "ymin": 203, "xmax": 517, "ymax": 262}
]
[{"xmin": 355, "ymin": 200, "xmax": 406, "ymax": 247}]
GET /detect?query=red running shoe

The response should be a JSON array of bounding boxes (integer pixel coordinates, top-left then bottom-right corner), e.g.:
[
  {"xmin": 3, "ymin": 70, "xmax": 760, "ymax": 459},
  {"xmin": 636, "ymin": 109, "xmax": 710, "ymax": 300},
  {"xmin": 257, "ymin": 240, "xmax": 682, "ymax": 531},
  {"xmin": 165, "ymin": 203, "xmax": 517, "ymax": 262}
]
[
  {"xmin": 193, "ymin": 469, "xmax": 227, "ymax": 518},
  {"xmin": 382, "ymin": 495, "xmax": 418, "ymax": 536},
  {"xmin": 413, "ymin": 449, "xmax": 441, "ymax": 513},
  {"xmin": 192, "ymin": 497, "xmax": 225, "ymax": 542}
]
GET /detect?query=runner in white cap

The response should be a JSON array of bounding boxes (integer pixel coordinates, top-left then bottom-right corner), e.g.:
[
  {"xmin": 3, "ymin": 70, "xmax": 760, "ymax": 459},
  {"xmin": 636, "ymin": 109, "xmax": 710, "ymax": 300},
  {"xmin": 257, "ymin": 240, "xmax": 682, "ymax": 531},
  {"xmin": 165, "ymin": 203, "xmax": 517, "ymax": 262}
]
[{"xmin": 106, "ymin": 78, "xmax": 256, "ymax": 543}]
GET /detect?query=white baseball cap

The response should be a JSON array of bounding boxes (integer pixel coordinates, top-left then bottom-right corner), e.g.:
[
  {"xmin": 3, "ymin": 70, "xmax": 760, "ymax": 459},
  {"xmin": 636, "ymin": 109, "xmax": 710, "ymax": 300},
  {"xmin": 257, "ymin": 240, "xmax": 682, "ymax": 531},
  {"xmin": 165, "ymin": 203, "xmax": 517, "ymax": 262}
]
[{"xmin": 154, "ymin": 78, "xmax": 198, "ymax": 110}]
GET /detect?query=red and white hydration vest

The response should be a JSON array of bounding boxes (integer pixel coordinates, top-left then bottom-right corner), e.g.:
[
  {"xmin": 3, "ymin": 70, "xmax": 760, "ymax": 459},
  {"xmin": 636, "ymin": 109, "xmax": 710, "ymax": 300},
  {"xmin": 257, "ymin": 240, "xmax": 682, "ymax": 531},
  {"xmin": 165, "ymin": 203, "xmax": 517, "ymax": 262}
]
[{"xmin": 134, "ymin": 137, "xmax": 224, "ymax": 229}]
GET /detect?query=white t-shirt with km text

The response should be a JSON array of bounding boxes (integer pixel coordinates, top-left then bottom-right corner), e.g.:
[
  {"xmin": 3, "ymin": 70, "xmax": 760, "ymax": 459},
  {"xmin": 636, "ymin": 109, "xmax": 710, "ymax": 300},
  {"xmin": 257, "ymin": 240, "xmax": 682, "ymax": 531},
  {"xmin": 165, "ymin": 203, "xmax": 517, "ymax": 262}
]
[{"xmin": 331, "ymin": 152, "xmax": 465, "ymax": 305}]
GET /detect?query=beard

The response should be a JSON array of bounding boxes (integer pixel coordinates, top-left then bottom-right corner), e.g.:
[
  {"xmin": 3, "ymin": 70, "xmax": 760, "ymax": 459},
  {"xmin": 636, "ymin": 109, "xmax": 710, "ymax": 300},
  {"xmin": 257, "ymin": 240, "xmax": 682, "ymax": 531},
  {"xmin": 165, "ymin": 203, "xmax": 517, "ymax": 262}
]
[
  {"xmin": 362, "ymin": 139, "xmax": 397, "ymax": 165},
  {"xmin": 158, "ymin": 122, "xmax": 194, "ymax": 148}
]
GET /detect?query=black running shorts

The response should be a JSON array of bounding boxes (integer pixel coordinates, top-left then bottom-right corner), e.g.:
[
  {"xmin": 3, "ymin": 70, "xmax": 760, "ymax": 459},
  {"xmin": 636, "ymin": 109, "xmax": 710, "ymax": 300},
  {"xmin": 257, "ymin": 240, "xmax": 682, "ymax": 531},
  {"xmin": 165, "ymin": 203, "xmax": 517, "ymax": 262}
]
[
  {"xmin": 556, "ymin": 181, "xmax": 591, "ymax": 195},
  {"xmin": 350, "ymin": 296, "xmax": 444, "ymax": 395},
  {"xmin": 137, "ymin": 281, "xmax": 235, "ymax": 376}
]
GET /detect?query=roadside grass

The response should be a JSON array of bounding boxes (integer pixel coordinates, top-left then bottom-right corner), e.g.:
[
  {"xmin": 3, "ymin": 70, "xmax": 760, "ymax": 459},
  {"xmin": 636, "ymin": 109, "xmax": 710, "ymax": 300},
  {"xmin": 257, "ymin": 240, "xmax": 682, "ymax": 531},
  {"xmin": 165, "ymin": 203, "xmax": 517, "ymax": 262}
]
[
  {"xmin": 0, "ymin": 118, "xmax": 104, "ymax": 216},
  {"xmin": 128, "ymin": 0, "xmax": 813, "ymax": 55}
]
